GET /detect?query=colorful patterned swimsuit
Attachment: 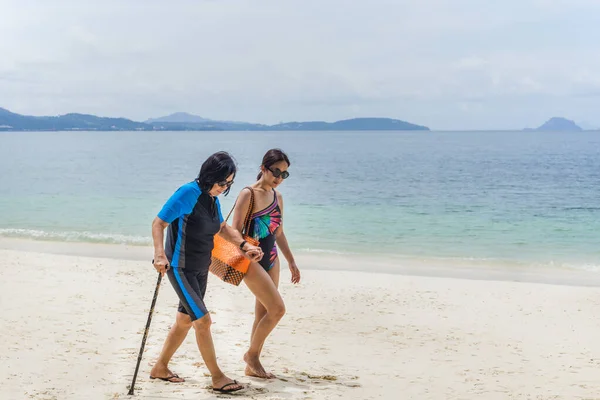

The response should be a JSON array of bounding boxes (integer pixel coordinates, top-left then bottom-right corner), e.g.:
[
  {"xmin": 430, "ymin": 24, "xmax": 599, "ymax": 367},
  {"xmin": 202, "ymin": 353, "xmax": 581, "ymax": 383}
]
[{"xmin": 248, "ymin": 189, "xmax": 282, "ymax": 271}]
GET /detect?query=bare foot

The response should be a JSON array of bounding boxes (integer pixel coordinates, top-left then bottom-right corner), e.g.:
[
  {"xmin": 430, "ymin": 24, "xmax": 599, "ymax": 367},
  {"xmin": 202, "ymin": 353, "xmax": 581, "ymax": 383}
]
[
  {"xmin": 150, "ymin": 362, "xmax": 185, "ymax": 383},
  {"xmin": 212, "ymin": 375, "xmax": 244, "ymax": 393},
  {"xmin": 244, "ymin": 352, "xmax": 276, "ymax": 379}
]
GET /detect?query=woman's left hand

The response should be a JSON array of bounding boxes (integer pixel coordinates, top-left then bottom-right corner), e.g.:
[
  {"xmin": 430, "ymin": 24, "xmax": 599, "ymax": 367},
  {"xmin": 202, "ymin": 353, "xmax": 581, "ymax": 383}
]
[{"xmin": 289, "ymin": 261, "xmax": 301, "ymax": 284}]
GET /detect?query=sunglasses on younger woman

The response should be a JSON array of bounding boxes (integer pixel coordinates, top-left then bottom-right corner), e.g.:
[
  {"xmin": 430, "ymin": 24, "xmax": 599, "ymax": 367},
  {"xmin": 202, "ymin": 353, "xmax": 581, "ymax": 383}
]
[{"xmin": 268, "ymin": 167, "xmax": 290, "ymax": 179}]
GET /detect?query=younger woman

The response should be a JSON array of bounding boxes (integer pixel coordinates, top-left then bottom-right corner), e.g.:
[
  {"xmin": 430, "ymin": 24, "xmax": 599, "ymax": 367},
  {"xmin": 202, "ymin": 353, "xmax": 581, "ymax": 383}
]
[{"xmin": 231, "ymin": 148, "xmax": 301, "ymax": 379}]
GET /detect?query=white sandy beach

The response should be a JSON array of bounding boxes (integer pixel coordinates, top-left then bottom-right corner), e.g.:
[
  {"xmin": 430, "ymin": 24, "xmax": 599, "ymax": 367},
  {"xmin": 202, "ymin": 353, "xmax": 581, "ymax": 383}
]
[{"xmin": 1, "ymin": 241, "xmax": 600, "ymax": 400}]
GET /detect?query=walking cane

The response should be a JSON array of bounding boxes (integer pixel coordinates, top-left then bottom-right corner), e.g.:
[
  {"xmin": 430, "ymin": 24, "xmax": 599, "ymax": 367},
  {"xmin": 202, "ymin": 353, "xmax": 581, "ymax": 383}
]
[{"xmin": 128, "ymin": 267, "xmax": 163, "ymax": 396}]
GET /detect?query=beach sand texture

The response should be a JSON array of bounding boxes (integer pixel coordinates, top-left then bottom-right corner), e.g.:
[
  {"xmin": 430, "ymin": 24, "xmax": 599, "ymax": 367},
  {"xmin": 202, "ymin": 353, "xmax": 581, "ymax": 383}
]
[{"xmin": 1, "ymin": 245, "xmax": 600, "ymax": 399}]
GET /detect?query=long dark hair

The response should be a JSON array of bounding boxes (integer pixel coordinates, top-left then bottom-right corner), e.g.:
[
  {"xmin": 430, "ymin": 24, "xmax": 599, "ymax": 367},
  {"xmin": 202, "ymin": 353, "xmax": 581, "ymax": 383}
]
[
  {"xmin": 257, "ymin": 148, "xmax": 291, "ymax": 180},
  {"xmin": 196, "ymin": 151, "xmax": 237, "ymax": 196}
]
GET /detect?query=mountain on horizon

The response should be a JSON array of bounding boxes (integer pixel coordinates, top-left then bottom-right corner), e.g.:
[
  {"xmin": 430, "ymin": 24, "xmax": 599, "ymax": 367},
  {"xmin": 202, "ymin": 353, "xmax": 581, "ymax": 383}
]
[
  {"xmin": 0, "ymin": 107, "xmax": 430, "ymax": 132},
  {"xmin": 145, "ymin": 112, "xmax": 252, "ymax": 126},
  {"xmin": 146, "ymin": 113, "xmax": 430, "ymax": 131},
  {"xmin": 269, "ymin": 117, "xmax": 429, "ymax": 131},
  {"xmin": 0, "ymin": 107, "xmax": 151, "ymax": 131},
  {"xmin": 527, "ymin": 117, "xmax": 583, "ymax": 132},
  {"xmin": 145, "ymin": 112, "xmax": 213, "ymax": 124}
]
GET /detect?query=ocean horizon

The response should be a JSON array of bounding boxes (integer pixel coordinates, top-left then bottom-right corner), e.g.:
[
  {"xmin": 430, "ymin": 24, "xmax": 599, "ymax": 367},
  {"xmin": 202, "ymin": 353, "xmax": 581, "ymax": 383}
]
[{"xmin": 1, "ymin": 130, "xmax": 599, "ymax": 272}]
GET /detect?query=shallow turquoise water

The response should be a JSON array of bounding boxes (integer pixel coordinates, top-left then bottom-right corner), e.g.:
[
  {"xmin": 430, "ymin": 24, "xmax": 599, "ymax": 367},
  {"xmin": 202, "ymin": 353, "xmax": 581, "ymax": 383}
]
[{"xmin": 0, "ymin": 130, "xmax": 599, "ymax": 270}]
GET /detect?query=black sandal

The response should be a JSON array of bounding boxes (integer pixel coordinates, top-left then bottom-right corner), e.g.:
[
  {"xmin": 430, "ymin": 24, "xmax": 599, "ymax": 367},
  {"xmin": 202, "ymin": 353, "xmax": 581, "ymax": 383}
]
[
  {"xmin": 213, "ymin": 380, "xmax": 244, "ymax": 393},
  {"xmin": 149, "ymin": 373, "xmax": 185, "ymax": 383}
]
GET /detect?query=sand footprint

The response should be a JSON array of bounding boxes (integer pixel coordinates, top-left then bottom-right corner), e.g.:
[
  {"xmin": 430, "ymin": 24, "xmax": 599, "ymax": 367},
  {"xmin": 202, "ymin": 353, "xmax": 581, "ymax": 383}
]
[{"xmin": 283, "ymin": 368, "xmax": 362, "ymax": 389}]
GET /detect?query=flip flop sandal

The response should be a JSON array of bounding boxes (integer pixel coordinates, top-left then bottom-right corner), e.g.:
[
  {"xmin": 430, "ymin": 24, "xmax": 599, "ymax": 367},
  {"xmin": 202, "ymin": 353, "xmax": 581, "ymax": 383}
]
[
  {"xmin": 149, "ymin": 373, "xmax": 185, "ymax": 383},
  {"xmin": 213, "ymin": 380, "xmax": 244, "ymax": 393}
]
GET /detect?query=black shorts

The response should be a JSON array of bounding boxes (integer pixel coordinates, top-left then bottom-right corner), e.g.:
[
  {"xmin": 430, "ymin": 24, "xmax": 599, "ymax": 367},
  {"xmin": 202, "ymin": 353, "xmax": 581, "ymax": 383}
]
[{"xmin": 166, "ymin": 266, "xmax": 209, "ymax": 321}]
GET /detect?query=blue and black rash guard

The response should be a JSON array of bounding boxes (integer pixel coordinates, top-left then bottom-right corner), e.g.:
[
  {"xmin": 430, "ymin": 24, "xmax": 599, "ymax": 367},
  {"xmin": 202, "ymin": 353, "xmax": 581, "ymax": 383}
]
[{"xmin": 158, "ymin": 181, "xmax": 224, "ymax": 270}]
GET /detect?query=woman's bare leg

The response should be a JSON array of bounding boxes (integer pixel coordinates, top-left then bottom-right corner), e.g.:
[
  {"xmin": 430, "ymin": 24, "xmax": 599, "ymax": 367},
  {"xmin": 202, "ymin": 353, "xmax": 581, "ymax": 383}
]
[
  {"xmin": 192, "ymin": 314, "xmax": 243, "ymax": 391},
  {"xmin": 150, "ymin": 311, "xmax": 243, "ymax": 390},
  {"xmin": 249, "ymin": 259, "xmax": 280, "ymax": 342},
  {"xmin": 243, "ymin": 260, "xmax": 285, "ymax": 378},
  {"xmin": 150, "ymin": 311, "xmax": 192, "ymax": 382}
]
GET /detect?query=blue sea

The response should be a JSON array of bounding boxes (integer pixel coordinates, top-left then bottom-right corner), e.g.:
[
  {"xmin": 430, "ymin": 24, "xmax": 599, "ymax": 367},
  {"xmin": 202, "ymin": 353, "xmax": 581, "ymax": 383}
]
[{"xmin": 1, "ymin": 130, "xmax": 599, "ymax": 271}]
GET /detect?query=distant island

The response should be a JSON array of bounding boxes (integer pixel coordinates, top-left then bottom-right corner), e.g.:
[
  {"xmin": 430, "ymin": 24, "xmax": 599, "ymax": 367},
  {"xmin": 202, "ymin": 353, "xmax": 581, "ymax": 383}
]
[
  {"xmin": 0, "ymin": 107, "xmax": 152, "ymax": 131},
  {"xmin": 146, "ymin": 112, "xmax": 217, "ymax": 124},
  {"xmin": 146, "ymin": 113, "xmax": 430, "ymax": 131},
  {"xmin": 0, "ymin": 107, "xmax": 430, "ymax": 132},
  {"xmin": 524, "ymin": 117, "xmax": 583, "ymax": 132}
]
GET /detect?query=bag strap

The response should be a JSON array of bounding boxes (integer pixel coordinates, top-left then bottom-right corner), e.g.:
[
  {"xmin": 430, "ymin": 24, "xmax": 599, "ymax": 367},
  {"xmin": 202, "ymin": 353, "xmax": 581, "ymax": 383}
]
[
  {"xmin": 242, "ymin": 187, "xmax": 255, "ymax": 235},
  {"xmin": 223, "ymin": 201, "xmax": 236, "ymax": 222},
  {"xmin": 223, "ymin": 187, "xmax": 255, "ymax": 235}
]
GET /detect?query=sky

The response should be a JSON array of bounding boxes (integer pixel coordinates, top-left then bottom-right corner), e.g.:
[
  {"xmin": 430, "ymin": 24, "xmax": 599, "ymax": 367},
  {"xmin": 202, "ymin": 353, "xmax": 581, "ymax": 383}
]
[{"xmin": 1, "ymin": 0, "xmax": 599, "ymax": 130}]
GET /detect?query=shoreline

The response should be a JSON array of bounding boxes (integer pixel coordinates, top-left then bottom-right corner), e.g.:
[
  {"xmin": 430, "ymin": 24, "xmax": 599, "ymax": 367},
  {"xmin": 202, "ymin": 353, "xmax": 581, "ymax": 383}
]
[
  {"xmin": 2, "ymin": 237, "xmax": 599, "ymax": 288},
  {"xmin": 2, "ymin": 247, "xmax": 600, "ymax": 399}
]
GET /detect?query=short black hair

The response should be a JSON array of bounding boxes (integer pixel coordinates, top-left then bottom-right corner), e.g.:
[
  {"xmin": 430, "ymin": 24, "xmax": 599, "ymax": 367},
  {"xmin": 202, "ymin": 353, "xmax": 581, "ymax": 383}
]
[{"xmin": 196, "ymin": 151, "xmax": 237, "ymax": 196}]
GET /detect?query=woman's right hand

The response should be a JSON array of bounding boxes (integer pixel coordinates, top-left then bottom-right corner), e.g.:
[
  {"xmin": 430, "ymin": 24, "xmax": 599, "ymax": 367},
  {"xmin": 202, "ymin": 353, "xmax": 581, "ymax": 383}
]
[
  {"xmin": 243, "ymin": 244, "xmax": 264, "ymax": 262},
  {"xmin": 153, "ymin": 254, "xmax": 170, "ymax": 275}
]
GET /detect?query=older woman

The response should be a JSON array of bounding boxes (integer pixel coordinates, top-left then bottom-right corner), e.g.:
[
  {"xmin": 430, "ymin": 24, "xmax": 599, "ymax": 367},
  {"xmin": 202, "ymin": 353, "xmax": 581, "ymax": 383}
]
[{"xmin": 150, "ymin": 151, "xmax": 263, "ymax": 394}]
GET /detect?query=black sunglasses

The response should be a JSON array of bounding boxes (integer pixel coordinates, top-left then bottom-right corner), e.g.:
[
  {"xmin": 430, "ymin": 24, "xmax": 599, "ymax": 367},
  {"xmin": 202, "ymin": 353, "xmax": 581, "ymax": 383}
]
[
  {"xmin": 217, "ymin": 179, "xmax": 234, "ymax": 188},
  {"xmin": 268, "ymin": 167, "xmax": 290, "ymax": 179}
]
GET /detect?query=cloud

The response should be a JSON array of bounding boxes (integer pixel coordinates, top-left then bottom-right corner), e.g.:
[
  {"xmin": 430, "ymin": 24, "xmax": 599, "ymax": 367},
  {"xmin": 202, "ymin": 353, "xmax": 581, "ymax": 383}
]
[{"xmin": 1, "ymin": 0, "xmax": 599, "ymax": 129}]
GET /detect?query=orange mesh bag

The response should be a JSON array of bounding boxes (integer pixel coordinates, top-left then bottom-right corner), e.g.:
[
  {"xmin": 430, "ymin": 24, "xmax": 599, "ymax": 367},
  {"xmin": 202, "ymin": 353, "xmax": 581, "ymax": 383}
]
[{"xmin": 209, "ymin": 187, "xmax": 258, "ymax": 286}]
